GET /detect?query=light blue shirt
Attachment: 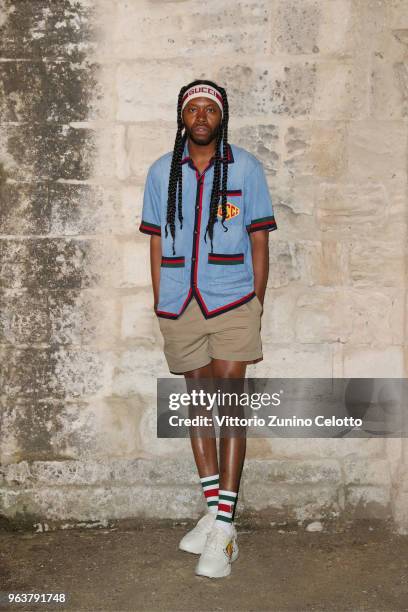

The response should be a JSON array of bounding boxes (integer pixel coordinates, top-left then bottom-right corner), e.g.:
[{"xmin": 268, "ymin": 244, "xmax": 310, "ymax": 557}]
[{"xmin": 139, "ymin": 139, "xmax": 277, "ymax": 319}]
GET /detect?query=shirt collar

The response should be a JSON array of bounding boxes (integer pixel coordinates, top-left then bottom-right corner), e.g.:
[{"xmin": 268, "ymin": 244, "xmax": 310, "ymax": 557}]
[{"xmin": 181, "ymin": 139, "xmax": 234, "ymax": 165}]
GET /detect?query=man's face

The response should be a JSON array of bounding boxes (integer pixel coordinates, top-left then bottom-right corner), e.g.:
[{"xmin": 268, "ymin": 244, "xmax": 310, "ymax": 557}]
[{"xmin": 182, "ymin": 97, "xmax": 222, "ymax": 146}]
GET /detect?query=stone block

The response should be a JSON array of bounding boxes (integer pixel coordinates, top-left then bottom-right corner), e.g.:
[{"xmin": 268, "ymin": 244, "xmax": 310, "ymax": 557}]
[
  {"xmin": 347, "ymin": 121, "xmax": 406, "ymax": 191},
  {"xmin": 2, "ymin": 124, "xmax": 96, "ymax": 181},
  {"xmin": 267, "ymin": 240, "xmax": 301, "ymax": 288},
  {"xmin": 283, "ymin": 122, "xmax": 347, "ymax": 179},
  {"xmin": 261, "ymin": 287, "xmax": 298, "ymax": 343},
  {"xmin": 1, "ymin": 396, "xmax": 140, "ymax": 463},
  {"xmin": 111, "ymin": 349, "xmax": 170, "ymax": 399},
  {"xmin": 295, "ymin": 288, "xmax": 352, "ymax": 343},
  {"xmin": 114, "ymin": 0, "xmax": 270, "ymax": 59},
  {"xmin": 343, "ymin": 457, "xmax": 390, "ymax": 486},
  {"xmin": 126, "ymin": 123, "xmax": 175, "ymax": 180},
  {"xmin": 229, "ymin": 124, "xmax": 279, "ymax": 175},
  {"xmin": 243, "ymin": 481, "xmax": 340, "ymax": 521},
  {"xmin": 267, "ymin": 437, "xmax": 386, "ymax": 460},
  {"xmin": 120, "ymin": 183, "xmax": 144, "ymax": 234},
  {"xmin": 116, "ymin": 62, "xmax": 192, "ymax": 123},
  {"xmin": 120, "ymin": 290, "xmax": 162, "ymax": 347},
  {"xmin": 273, "ymin": 0, "xmax": 353, "ymax": 56},
  {"xmin": 316, "ymin": 182, "xmax": 395, "ymax": 239},
  {"xmin": 0, "ymin": 0, "xmax": 98, "ymax": 59},
  {"xmin": 348, "ymin": 241, "xmax": 404, "ymax": 288},
  {"xmin": 48, "ymin": 289, "xmax": 119, "ymax": 347},
  {"xmin": 369, "ymin": 29, "xmax": 408, "ymax": 119},
  {"xmin": 1, "ymin": 456, "xmax": 199, "ymax": 487},
  {"xmin": 0, "ymin": 289, "xmax": 49, "ymax": 344},
  {"xmin": 243, "ymin": 458, "xmax": 341, "ymax": 484},
  {"xmin": 0, "ymin": 238, "xmax": 107, "ymax": 290},
  {"xmin": 49, "ymin": 183, "xmax": 121, "ymax": 236},
  {"xmin": 345, "ymin": 485, "xmax": 391, "ymax": 519},
  {"xmin": 120, "ymin": 240, "xmax": 151, "ymax": 288},
  {"xmin": 0, "ymin": 59, "xmax": 100, "ymax": 124},
  {"xmin": 138, "ymin": 393, "xmax": 192, "ymax": 459},
  {"xmin": 0, "ymin": 181, "xmax": 50, "ymax": 235},
  {"xmin": 314, "ymin": 59, "xmax": 369, "ymax": 119},
  {"xmin": 346, "ymin": 288, "xmax": 403, "ymax": 346},
  {"xmin": 250, "ymin": 343, "xmax": 333, "ymax": 378},
  {"xmin": 343, "ymin": 345, "xmax": 404, "ymax": 378},
  {"xmin": 0, "ymin": 483, "xmax": 202, "ymax": 521}
]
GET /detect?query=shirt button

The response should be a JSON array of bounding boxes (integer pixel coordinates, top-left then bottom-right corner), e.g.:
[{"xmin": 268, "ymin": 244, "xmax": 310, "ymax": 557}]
[
  {"xmin": 194, "ymin": 230, "xmax": 197, "ymax": 234},
  {"xmin": 192, "ymin": 257, "xmax": 196, "ymax": 262}
]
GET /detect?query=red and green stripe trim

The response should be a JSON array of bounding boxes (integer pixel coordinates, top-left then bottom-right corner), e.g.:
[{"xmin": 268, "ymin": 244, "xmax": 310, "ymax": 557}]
[
  {"xmin": 218, "ymin": 189, "xmax": 242, "ymax": 197},
  {"xmin": 246, "ymin": 215, "xmax": 277, "ymax": 233},
  {"xmin": 139, "ymin": 220, "xmax": 161, "ymax": 236},
  {"xmin": 161, "ymin": 256, "xmax": 185, "ymax": 268},
  {"xmin": 208, "ymin": 252, "xmax": 244, "ymax": 265}
]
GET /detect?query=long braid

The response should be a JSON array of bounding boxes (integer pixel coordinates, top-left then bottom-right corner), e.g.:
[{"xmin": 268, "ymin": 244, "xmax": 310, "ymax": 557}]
[
  {"xmin": 166, "ymin": 79, "xmax": 230, "ymax": 256},
  {"xmin": 176, "ymin": 132, "xmax": 187, "ymax": 233},
  {"xmin": 204, "ymin": 129, "xmax": 223, "ymax": 253},
  {"xmin": 166, "ymin": 85, "xmax": 188, "ymax": 255},
  {"xmin": 204, "ymin": 86, "xmax": 230, "ymax": 252},
  {"xmin": 220, "ymin": 89, "xmax": 229, "ymax": 232}
]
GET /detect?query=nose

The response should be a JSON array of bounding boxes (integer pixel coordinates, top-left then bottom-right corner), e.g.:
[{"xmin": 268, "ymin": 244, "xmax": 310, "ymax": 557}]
[{"xmin": 196, "ymin": 108, "xmax": 208, "ymax": 123}]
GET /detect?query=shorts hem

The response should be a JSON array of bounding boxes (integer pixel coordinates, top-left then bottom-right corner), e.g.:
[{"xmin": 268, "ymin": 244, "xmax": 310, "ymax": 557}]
[
  {"xmin": 167, "ymin": 357, "xmax": 212, "ymax": 375},
  {"xmin": 208, "ymin": 352, "xmax": 263, "ymax": 362}
]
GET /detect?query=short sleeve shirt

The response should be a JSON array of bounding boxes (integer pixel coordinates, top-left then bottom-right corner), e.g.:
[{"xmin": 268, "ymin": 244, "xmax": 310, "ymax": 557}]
[{"xmin": 139, "ymin": 140, "xmax": 277, "ymax": 319}]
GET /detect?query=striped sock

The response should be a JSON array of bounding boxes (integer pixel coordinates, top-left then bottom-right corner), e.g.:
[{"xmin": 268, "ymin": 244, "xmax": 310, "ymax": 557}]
[
  {"xmin": 215, "ymin": 489, "xmax": 238, "ymax": 533},
  {"xmin": 200, "ymin": 474, "xmax": 219, "ymax": 514}
]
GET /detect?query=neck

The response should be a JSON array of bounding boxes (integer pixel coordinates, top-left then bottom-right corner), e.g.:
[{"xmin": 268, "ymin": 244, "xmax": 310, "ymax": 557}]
[{"xmin": 187, "ymin": 136, "xmax": 219, "ymax": 162}]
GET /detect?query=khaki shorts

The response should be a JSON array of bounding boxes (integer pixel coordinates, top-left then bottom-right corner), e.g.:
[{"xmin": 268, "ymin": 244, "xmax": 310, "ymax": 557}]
[{"xmin": 157, "ymin": 296, "xmax": 263, "ymax": 374}]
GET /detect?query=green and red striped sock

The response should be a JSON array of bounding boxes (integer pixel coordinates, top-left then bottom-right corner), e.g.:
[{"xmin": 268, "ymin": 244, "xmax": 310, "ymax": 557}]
[
  {"xmin": 215, "ymin": 489, "xmax": 237, "ymax": 532},
  {"xmin": 200, "ymin": 474, "xmax": 219, "ymax": 514}
]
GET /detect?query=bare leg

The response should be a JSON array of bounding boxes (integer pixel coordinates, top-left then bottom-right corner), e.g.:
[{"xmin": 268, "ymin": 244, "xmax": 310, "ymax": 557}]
[
  {"xmin": 211, "ymin": 359, "xmax": 247, "ymax": 493},
  {"xmin": 184, "ymin": 362, "xmax": 218, "ymax": 478}
]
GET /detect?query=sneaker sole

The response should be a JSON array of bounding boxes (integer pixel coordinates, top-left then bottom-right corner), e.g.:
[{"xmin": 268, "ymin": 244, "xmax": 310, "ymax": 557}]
[
  {"xmin": 195, "ymin": 543, "xmax": 239, "ymax": 578},
  {"xmin": 195, "ymin": 564, "xmax": 232, "ymax": 578}
]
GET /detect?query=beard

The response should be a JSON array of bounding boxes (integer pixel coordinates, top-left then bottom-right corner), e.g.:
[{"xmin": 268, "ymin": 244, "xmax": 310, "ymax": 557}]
[{"xmin": 183, "ymin": 122, "xmax": 221, "ymax": 146}]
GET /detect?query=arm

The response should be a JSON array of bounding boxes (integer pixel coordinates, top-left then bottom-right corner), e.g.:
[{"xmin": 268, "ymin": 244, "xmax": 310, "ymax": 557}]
[
  {"xmin": 244, "ymin": 160, "xmax": 277, "ymax": 307},
  {"xmin": 138, "ymin": 163, "xmax": 162, "ymax": 311},
  {"xmin": 150, "ymin": 235, "xmax": 161, "ymax": 310},
  {"xmin": 250, "ymin": 229, "xmax": 269, "ymax": 305}
]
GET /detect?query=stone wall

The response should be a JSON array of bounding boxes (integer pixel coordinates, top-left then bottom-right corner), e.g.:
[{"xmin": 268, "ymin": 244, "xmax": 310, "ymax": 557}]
[{"xmin": 1, "ymin": 0, "xmax": 407, "ymax": 531}]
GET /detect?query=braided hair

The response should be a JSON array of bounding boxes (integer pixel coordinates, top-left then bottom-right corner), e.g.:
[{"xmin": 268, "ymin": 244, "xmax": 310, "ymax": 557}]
[{"xmin": 165, "ymin": 79, "xmax": 230, "ymax": 255}]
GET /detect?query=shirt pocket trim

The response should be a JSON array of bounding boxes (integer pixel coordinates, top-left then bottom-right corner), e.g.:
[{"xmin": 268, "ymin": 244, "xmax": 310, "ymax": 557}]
[
  {"xmin": 208, "ymin": 252, "xmax": 244, "ymax": 265},
  {"xmin": 218, "ymin": 189, "xmax": 242, "ymax": 197},
  {"xmin": 161, "ymin": 256, "xmax": 185, "ymax": 268}
]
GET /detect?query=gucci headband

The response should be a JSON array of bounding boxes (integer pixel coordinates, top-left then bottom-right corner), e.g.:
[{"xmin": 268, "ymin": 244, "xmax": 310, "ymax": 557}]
[{"xmin": 181, "ymin": 84, "xmax": 224, "ymax": 117}]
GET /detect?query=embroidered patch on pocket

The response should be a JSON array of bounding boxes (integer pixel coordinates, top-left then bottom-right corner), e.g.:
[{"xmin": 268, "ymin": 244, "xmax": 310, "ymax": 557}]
[
  {"xmin": 217, "ymin": 190, "xmax": 242, "ymax": 221},
  {"xmin": 217, "ymin": 203, "xmax": 240, "ymax": 220}
]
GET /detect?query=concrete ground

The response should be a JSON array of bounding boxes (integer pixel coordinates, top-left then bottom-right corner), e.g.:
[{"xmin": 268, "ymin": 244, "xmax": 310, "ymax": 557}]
[{"xmin": 1, "ymin": 518, "xmax": 408, "ymax": 612}]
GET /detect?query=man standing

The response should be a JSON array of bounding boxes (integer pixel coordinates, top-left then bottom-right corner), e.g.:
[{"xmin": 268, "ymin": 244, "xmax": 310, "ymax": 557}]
[{"xmin": 139, "ymin": 79, "xmax": 277, "ymax": 578}]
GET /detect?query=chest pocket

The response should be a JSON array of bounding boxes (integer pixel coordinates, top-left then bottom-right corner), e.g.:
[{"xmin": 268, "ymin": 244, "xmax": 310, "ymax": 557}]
[
  {"xmin": 206, "ymin": 189, "xmax": 249, "ymax": 284},
  {"xmin": 160, "ymin": 255, "xmax": 185, "ymax": 282},
  {"xmin": 207, "ymin": 250, "xmax": 250, "ymax": 285}
]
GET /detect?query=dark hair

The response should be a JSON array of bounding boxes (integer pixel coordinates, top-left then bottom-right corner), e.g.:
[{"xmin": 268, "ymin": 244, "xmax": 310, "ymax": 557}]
[{"xmin": 165, "ymin": 79, "xmax": 230, "ymax": 255}]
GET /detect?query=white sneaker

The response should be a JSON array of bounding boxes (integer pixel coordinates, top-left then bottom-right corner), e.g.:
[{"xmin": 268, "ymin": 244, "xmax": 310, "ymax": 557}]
[
  {"xmin": 195, "ymin": 523, "xmax": 239, "ymax": 578},
  {"xmin": 178, "ymin": 512, "xmax": 217, "ymax": 555}
]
